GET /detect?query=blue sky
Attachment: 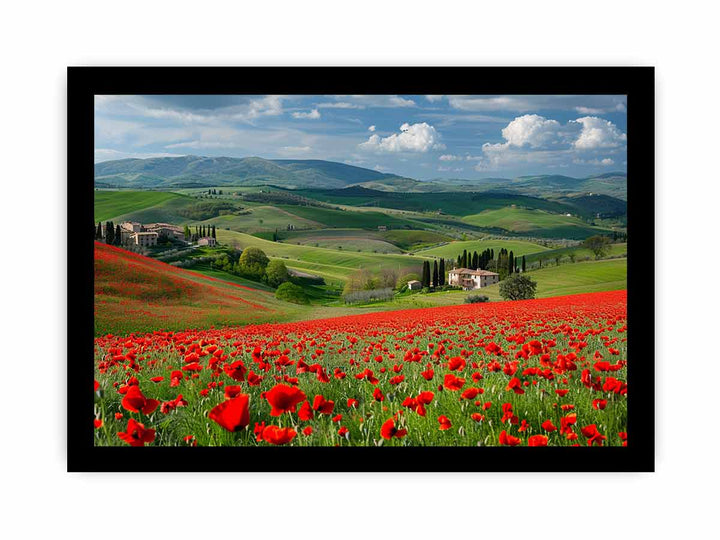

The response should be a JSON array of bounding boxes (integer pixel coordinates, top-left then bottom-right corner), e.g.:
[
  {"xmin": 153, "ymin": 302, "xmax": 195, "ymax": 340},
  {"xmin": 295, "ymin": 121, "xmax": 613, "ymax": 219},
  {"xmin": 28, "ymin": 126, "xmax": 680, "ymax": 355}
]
[{"xmin": 95, "ymin": 94, "xmax": 627, "ymax": 179}]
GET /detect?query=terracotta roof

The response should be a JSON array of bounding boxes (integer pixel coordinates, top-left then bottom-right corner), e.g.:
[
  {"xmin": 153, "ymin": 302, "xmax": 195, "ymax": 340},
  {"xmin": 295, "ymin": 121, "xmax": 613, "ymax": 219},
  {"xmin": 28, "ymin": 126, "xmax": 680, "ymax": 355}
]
[{"xmin": 449, "ymin": 268, "xmax": 499, "ymax": 276}]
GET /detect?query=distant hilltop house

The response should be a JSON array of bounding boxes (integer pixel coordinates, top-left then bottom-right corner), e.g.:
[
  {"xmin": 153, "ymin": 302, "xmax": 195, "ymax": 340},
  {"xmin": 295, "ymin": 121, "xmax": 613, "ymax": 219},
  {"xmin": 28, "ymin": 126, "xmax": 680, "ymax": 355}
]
[
  {"xmin": 197, "ymin": 236, "xmax": 217, "ymax": 247},
  {"xmin": 145, "ymin": 223, "xmax": 185, "ymax": 241},
  {"xmin": 377, "ymin": 225, "xmax": 387, "ymax": 231},
  {"xmin": 447, "ymin": 268, "xmax": 499, "ymax": 290},
  {"xmin": 407, "ymin": 279, "xmax": 422, "ymax": 290},
  {"xmin": 100, "ymin": 221, "xmax": 184, "ymax": 246}
]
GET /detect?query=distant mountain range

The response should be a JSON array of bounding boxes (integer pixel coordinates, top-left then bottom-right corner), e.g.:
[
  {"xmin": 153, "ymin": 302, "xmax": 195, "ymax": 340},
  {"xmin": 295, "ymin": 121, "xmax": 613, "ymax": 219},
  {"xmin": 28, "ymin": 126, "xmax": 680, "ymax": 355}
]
[{"xmin": 94, "ymin": 156, "xmax": 627, "ymax": 198}]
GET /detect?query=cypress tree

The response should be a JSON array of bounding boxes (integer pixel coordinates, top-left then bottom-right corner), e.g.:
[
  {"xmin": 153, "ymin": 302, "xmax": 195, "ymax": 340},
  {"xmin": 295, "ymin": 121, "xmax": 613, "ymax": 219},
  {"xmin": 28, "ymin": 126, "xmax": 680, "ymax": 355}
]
[
  {"xmin": 433, "ymin": 260, "xmax": 439, "ymax": 288},
  {"xmin": 212, "ymin": 225, "xmax": 217, "ymax": 239},
  {"xmin": 422, "ymin": 261, "xmax": 430, "ymax": 288},
  {"xmin": 439, "ymin": 258, "xmax": 445, "ymax": 286},
  {"xmin": 115, "ymin": 224, "xmax": 122, "ymax": 245},
  {"xmin": 105, "ymin": 221, "xmax": 114, "ymax": 245},
  {"xmin": 95, "ymin": 222, "xmax": 102, "ymax": 240},
  {"xmin": 522, "ymin": 255, "xmax": 526, "ymax": 273},
  {"xmin": 462, "ymin": 249, "xmax": 468, "ymax": 268},
  {"xmin": 508, "ymin": 251, "xmax": 514, "ymax": 274}
]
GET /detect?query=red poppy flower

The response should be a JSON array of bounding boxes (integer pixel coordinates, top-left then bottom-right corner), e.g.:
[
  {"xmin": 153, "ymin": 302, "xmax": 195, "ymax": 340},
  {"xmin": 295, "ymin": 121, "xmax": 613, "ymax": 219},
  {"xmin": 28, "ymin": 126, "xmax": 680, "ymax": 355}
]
[
  {"xmin": 169, "ymin": 370, "xmax": 183, "ymax": 388},
  {"xmin": 93, "ymin": 418, "xmax": 103, "ymax": 429},
  {"xmin": 94, "ymin": 380, "xmax": 99, "ymax": 392},
  {"xmin": 223, "ymin": 360, "xmax": 247, "ymax": 382},
  {"xmin": 498, "ymin": 430, "xmax": 521, "ymax": 446},
  {"xmin": 298, "ymin": 400, "xmax": 314, "ymax": 421},
  {"xmin": 373, "ymin": 387, "xmax": 385, "ymax": 402},
  {"xmin": 224, "ymin": 385, "xmax": 244, "ymax": 399},
  {"xmin": 208, "ymin": 394, "xmax": 250, "ymax": 432},
  {"xmin": 421, "ymin": 368, "xmax": 434, "ymax": 381},
  {"xmin": 443, "ymin": 373, "xmax": 466, "ymax": 391},
  {"xmin": 338, "ymin": 426, "xmax": 349, "ymax": 437},
  {"xmin": 121, "ymin": 385, "xmax": 160, "ymax": 415},
  {"xmin": 505, "ymin": 377, "xmax": 525, "ymax": 394},
  {"xmin": 471, "ymin": 413, "xmax": 485, "ymax": 422},
  {"xmin": 261, "ymin": 425, "xmax": 297, "ymax": 445},
  {"xmin": 438, "ymin": 415, "xmax": 452, "ymax": 430},
  {"xmin": 448, "ymin": 356, "xmax": 466, "ymax": 371},
  {"xmin": 555, "ymin": 389, "xmax": 569, "ymax": 397},
  {"xmin": 560, "ymin": 413, "xmax": 577, "ymax": 434},
  {"xmin": 416, "ymin": 391, "xmax": 434, "ymax": 404},
  {"xmin": 312, "ymin": 395, "xmax": 335, "ymax": 415},
  {"xmin": 461, "ymin": 387, "xmax": 481, "ymax": 400},
  {"xmin": 541, "ymin": 419, "xmax": 558, "ymax": 432},
  {"xmin": 592, "ymin": 399, "xmax": 608, "ymax": 410},
  {"xmin": 302, "ymin": 426, "xmax": 313, "ymax": 436},
  {"xmin": 150, "ymin": 376, "xmax": 164, "ymax": 383},
  {"xmin": 265, "ymin": 384, "xmax": 307, "ymax": 416},
  {"xmin": 118, "ymin": 418, "xmax": 156, "ymax": 447},
  {"xmin": 380, "ymin": 418, "xmax": 407, "ymax": 440},
  {"xmin": 528, "ymin": 435, "xmax": 548, "ymax": 446},
  {"xmin": 580, "ymin": 424, "xmax": 607, "ymax": 446},
  {"xmin": 347, "ymin": 398, "xmax": 359, "ymax": 408}
]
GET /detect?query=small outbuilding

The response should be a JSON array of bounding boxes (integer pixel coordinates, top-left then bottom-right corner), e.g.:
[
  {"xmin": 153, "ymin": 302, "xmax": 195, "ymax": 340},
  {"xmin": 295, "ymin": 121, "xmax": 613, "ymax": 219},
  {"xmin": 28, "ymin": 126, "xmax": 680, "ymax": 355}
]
[
  {"xmin": 198, "ymin": 236, "xmax": 217, "ymax": 247},
  {"xmin": 407, "ymin": 279, "xmax": 422, "ymax": 290}
]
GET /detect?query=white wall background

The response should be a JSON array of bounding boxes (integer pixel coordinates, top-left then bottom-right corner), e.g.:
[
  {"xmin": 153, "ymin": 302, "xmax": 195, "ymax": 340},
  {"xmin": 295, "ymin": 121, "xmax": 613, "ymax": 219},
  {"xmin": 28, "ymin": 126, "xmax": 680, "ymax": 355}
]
[{"xmin": 1, "ymin": 1, "xmax": 717, "ymax": 538}]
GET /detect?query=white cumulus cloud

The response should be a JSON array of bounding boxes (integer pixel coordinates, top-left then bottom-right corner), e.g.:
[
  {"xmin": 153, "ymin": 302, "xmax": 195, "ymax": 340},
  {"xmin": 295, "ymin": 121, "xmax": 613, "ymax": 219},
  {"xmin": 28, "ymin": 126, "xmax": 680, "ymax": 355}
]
[
  {"xmin": 359, "ymin": 122, "xmax": 445, "ymax": 153},
  {"xmin": 500, "ymin": 114, "xmax": 566, "ymax": 148},
  {"xmin": 572, "ymin": 116, "xmax": 627, "ymax": 149},
  {"xmin": 368, "ymin": 125, "xmax": 376, "ymax": 132},
  {"xmin": 439, "ymin": 154, "xmax": 462, "ymax": 161},
  {"xmin": 292, "ymin": 109, "xmax": 321, "ymax": 120}
]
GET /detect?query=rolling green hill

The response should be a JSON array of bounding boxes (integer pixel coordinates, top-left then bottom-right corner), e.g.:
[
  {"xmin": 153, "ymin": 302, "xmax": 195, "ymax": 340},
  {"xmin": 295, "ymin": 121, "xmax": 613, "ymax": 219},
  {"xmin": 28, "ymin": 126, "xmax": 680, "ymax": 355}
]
[
  {"xmin": 417, "ymin": 238, "xmax": 551, "ymax": 259},
  {"xmin": 95, "ymin": 156, "xmax": 408, "ymax": 189},
  {"xmin": 94, "ymin": 190, "xmax": 186, "ymax": 222},
  {"xmin": 216, "ymin": 229, "xmax": 429, "ymax": 286},
  {"xmin": 462, "ymin": 207, "xmax": 610, "ymax": 239}
]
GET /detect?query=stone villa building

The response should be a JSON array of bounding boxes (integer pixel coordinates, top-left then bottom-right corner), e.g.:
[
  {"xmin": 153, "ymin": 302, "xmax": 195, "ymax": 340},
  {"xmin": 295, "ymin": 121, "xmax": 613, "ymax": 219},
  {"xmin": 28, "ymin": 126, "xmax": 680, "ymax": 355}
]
[{"xmin": 447, "ymin": 268, "xmax": 500, "ymax": 290}]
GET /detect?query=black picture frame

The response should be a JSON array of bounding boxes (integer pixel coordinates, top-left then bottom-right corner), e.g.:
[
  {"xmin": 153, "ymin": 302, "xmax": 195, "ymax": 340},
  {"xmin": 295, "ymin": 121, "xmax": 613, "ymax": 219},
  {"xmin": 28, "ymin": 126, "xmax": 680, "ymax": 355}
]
[{"xmin": 68, "ymin": 66, "xmax": 654, "ymax": 472}]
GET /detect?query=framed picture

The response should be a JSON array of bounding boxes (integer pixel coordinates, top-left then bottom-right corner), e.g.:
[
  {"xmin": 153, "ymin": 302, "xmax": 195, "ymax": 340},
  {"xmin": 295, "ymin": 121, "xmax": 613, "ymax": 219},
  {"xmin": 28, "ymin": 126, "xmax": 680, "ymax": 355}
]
[{"xmin": 69, "ymin": 67, "xmax": 654, "ymax": 472}]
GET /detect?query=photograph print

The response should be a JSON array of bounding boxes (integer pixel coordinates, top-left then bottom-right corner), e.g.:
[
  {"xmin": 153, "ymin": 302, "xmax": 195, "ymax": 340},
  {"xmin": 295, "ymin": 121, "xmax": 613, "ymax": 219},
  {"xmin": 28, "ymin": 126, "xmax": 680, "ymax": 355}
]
[{"xmin": 71, "ymin": 67, "xmax": 654, "ymax": 471}]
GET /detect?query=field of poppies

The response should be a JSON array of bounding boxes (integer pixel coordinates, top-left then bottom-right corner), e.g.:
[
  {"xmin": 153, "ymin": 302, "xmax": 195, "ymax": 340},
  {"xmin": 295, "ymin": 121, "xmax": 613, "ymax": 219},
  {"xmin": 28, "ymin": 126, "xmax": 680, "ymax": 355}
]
[{"xmin": 94, "ymin": 290, "xmax": 627, "ymax": 447}]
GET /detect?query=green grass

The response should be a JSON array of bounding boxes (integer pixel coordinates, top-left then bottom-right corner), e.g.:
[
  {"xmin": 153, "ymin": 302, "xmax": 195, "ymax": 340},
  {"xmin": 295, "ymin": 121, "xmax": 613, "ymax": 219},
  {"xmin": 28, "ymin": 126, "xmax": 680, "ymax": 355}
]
[
  {"xmin": 379, "ymin": 229, "xmax": 455, "ymax": 251},
  {"xmin": 417, "ymin": 238, "xmax": 551, "ymax": 259},
  {"xmin": 524, "ymin": 243, "xmax": 627, "ymax": 264},
  {"xmin": 462, "ymin": 207, "xmax": 610, "ymax": 239},
  {"xmin": 94, "ymin": 190, "xmax": 185, "ymax": 222}
]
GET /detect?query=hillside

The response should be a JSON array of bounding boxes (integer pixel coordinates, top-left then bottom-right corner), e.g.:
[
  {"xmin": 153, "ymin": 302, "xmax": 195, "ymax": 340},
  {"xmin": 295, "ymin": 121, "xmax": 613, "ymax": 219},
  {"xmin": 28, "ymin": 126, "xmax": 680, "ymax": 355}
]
[
  {"xmin": 95, "ymin": 156, "xmax": 407, "ymax": 189},
  {"xmin": 94, "ymin": 155, "xmax": 627, "ymax": 199},
  {"xmin": 94, "ymin": 242, "xmax": 305, "ymax": 334}
]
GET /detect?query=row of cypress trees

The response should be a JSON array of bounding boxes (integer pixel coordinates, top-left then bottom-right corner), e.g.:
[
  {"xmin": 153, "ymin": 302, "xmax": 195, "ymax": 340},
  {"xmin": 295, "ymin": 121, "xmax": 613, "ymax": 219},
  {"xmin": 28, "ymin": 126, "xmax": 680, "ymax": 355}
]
[
  {"xmin": 421, "ymin": 259, "xmax": 447, "ymax": 288},
  {"xmin": 94, "ymin": 221, "xmax": 122, "ymax": 245},
  {"xmin": 455, "ymin": 247, "xmax": 527, "ymax": 275}
]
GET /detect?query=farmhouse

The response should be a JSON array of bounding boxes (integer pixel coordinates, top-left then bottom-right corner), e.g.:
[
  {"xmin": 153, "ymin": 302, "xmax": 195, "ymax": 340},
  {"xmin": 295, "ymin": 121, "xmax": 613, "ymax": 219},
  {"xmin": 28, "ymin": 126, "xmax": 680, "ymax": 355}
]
[
  {"xmin": 197, "ymin": 236, "xmax": 217, "ymax": 247},
  {"xmin": 447, "ymin": 268, "xmax": 499, "ymax": 290},
  {"xmin": 145, "ymin": 222, "xmax": 185, "ymax": 241},
  {"xmin": 407, "ymin": 279, "xmax": 422, "ymax": 290},
  {"xmin": 129, "ymin": 231, "xmax": 159, "ymax": 246}
]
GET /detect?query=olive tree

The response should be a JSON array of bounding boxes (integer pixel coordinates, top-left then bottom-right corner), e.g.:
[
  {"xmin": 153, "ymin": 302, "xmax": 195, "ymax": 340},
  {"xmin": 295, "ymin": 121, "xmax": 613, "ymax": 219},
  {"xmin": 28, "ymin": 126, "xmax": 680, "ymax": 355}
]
[{"xmin": 499, "ymin": 274, "xmax": 537, "ymax": 301}]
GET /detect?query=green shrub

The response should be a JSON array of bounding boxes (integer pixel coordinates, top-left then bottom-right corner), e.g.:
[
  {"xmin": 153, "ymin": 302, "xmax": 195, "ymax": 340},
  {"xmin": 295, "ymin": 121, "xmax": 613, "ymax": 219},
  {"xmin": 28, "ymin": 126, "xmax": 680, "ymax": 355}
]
[
  {"xmin": 265, "ymin": 260, "xmax": 289, "ymax": 287},
  {"xmin": 465, "ymin": 294, "xmax": 489, "ymax": 304},
  {"xmin": 275, "ymin": 282, "xmax": 309, "ymax": 304}
]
